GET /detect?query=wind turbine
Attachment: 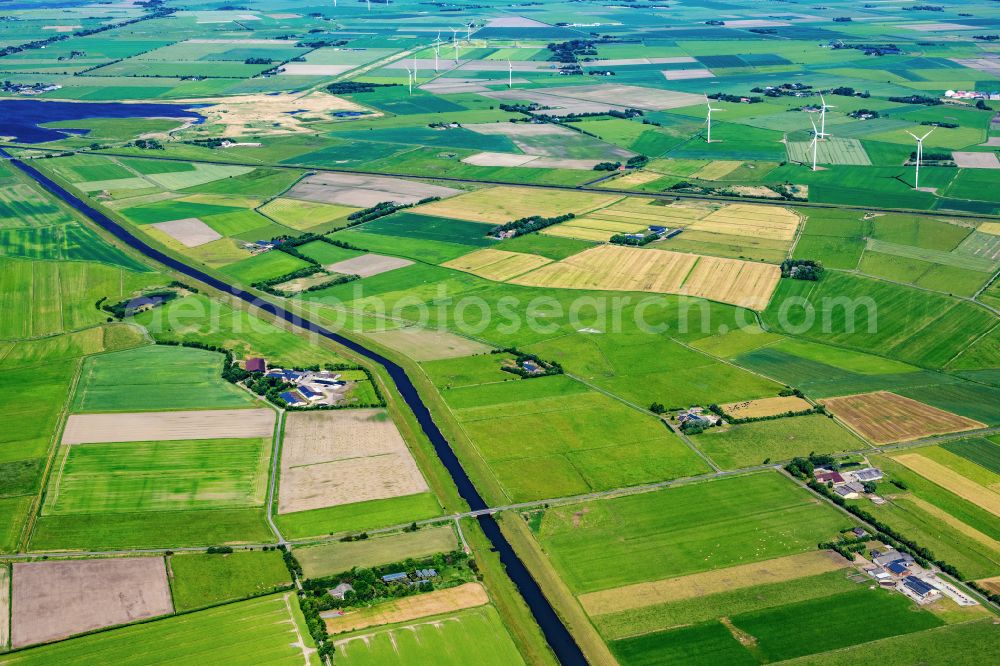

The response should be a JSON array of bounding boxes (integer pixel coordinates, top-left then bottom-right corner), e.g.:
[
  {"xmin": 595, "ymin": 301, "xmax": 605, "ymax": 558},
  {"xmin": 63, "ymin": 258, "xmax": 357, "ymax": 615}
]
[
  {"xmin": 507, "ymin": 59, "xmax": 513, "ymax": 88},
  {"xmin": 808, "ymin": 117, "xmax": 820, "ymax": 171},
  {"xmin": 412, "ymin": 53, "xmax": 418, "ymax": 79},
  {"xmin": 404, "ymin": 65, "xmax": 413, "ymax": 95},
  {"xmin": 906, "ymin": 127, "xmax": 934, "ymax": 190},
  {"xmin": 451, "ymin": 28, "xmax": 459, "ymax": 63},
  {"xmin": 818, "ymin": 93, "xmax": 835, "ymax": 140},
  {"xmin": 466, "ymin": 21, "xmax": 473, "ymax": 42},
  {"xmin": 705, "ymin": 99, "xmax": 723, "ymax": 143},
  {"xmin": 366, "ymin": 0, "xmax": 370, "ymax": 11},
  {"xmin": 433, "ymin": 37, "xmax": 440, "ymax": 72}
]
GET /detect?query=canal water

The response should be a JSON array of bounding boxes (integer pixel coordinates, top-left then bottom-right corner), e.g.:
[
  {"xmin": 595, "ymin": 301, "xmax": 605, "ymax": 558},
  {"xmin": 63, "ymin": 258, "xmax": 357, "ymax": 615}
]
[{"xmin": 10, "ymin": 155, "xmax": 588, "ymax": 665}]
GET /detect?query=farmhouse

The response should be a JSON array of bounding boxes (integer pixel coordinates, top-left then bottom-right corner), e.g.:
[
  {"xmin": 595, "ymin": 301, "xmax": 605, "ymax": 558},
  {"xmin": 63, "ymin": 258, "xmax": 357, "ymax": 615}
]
[
  {"xmin": 245, "ymin": 357, "xmax": 266, "ymax": 373},
  {"xmin": 815, "ymin": 470, "xmax": 845, "ymax": 484},
  {"xmin": 902, "ymin": 576, "xmax": 941, "ymax": 603},
  {"xmin": 850, "ymin": 467, "xmax": 883, "ymax": 482},
  {"xmin": 873, "ymin": 549, "xmax": 915, "ymax": 568},
  {"xmin": 676, "ymin": 407, "xmax": 723, "ymax": 427},
  {"xmin": 833, "ymin": 481, "xmax": 865, "ymax": 498},
  {"xmin": 328, "ymin": 583, "xmax": 354, "ymax": 600},
  {"xmin": 279, "ymin": 391, "xmax": 307, "ymax": 407},
  {"xmin": 382, "ymin": 572, "xmax": 408, "ymax": 584}
]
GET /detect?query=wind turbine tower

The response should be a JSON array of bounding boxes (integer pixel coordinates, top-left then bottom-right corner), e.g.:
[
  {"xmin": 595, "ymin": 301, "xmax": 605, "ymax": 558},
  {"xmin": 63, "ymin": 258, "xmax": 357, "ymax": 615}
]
[
  {"xmin": 705, "ymin": 100, "xmax": 723, "ymax": 143},
  {"xmin": 809, "ymin": 117, "xmax": 819, "ymax": 171},
  {"xmin": 433, "ymin": 36, "xmax": 440, "ymax": 72},
  {"xmin": 404, "ymin": 66, "xmax": 413, "ymax": 95},
  {"xmin": 452, "ymin": 28, "xmax": 459, "ymax": 63},
  {"xmin": 467, "ymin": 22, "xmax": 473, "ymax": 42},
  {"xmin": 412, "ymin": 53, "xmax": 418, "ymax": 79},
  {"xmin": 508, "ymin": 60, "xmax": 513, "ymax": 88},
  {"xmin": 906, "ymin": 128, "xmax": 934, "ymax": 190},
  {"xmin": 818, "ymin": 93, "xmax": 835, "ymax": 140}
]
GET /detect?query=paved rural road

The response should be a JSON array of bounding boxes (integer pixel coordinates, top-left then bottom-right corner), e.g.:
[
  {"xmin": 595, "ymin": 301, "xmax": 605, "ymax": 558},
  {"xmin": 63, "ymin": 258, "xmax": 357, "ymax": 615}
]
[{"xmin": 9, "ymin": 156, "xmax": 589, "ymax": 666}]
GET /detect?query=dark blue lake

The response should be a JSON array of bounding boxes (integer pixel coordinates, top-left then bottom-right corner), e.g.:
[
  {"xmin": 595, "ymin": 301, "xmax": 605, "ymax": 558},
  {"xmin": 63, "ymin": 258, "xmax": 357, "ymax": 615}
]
[{"xmin": 0, "ymin": 99, "xmax": 204, "ymax": 144}]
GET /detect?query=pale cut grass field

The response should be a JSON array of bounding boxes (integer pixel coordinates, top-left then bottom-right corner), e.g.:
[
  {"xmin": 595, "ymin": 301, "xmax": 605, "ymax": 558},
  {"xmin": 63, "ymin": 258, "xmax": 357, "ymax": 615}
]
[
  {"xmin": 414, "ymin": 186, "xmax": 620, "ymax": 224},
  {"xmin": 442, "ymin": 248, "xmax": 551, "ymax": 281}
]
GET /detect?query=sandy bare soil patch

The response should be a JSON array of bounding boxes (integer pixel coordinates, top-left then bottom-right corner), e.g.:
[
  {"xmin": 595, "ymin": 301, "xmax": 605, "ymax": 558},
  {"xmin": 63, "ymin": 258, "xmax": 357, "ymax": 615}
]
[
  {"xmin": 680, "ymin": 255, "xmax": 781, "ymax": 309},
  {"xmin": 530, "ymin": 157, "xmax": 604, "ymax": 170},
  {"xmin": 462, "ymin": 152, "xmax": 539, "ymax": 167},
  {"xmin": 979, "ymin": 222, "xmax": 1000, "ymax": 236},
  {"xmin": 326, "ymin": 253, "xmax": 413, "ymax": 277},
  {"xmin": 907, "ymin": 22, "xmax": 978, "ymax": 31},
  {"xmin": 979, "ymin": 137, "xmax": 1000, "ymax": 147},
  {"xmin": 324, "ymin": 582, "xmax": 488, "ymax": 634},
  {"xmin": 422, "ymin": 79, "xmax": 528, "ymax": 94},
  {"xmin": 580, "ymin": 550, "xmax": 846, "ymax": 616},
  {"xmin": 62, "ymin": 409, "xmax": 276, "ymax": 444},
  {"xmin": 280, "ymin": 63, "xmax": 353, "ymax": 76},
  {"xmin": 11, "ymin": 558, "xmax": 172, "ymax": 648},
  {"xmin": 662, "ymin": 68, "xmax": 715, "ymax": 81},
  {"xmin": 366, "ymin": 327, "xmax": 492, "ymax": 361},
  {"xmin": 443, "ymin": 248, "xmax": 552, "ymax": 281},
  {"xmin": 482, "ymin": 89, "xmax": 634, "ymax": 116},
  {"xmin": 688, "ymin": 203, "xmax": 800, "ymax": 240},
  {"xmin": 288, "ymin": 172, "xmax": 461, "ymax": 208},
  {"xmin": 610, "ymin": 171, "xmax": 663, "ymax": 187},
  {"xmin": 721, "ymin": 395, "xmax": 813, "ymax": 419},
  {"xmin": 893, "ymin": 454, "xmax": 1000, "ymax": 517},
  {"xmin": 176, "ymin": 91, "xmax": 366, "ymax": 137},
  {"xmin": 951, "ymin": 57, "xmax": 1000, "ymax": 76},
  {"xmin": 820, "ymin": 391, "xmax": 985, "ymax": 444},
  {"xmin": 952, "ymin": 151, "xmax": 1000, "ymax": 169},
  {"xmin": 279, "ymin": 409, "xmax": 427, "ymax": 514},
  {"xmin": 151, "ymin": 217, "xmax": 222, "ymax": 247}
]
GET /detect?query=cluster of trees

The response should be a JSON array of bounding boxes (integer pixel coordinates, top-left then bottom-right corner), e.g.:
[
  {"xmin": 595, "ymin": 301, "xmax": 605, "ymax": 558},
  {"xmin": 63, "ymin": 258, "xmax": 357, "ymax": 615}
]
[
  {"xmin": 326, "ymin": 81, "xmax": 398, "ymax": 95},
  {"xmin": 346, "ymin": 196, "xmax": 440, "ymax": 225},
  {"xmin": 708, "ymin": 92, "xmax": 763, "ymax": 104},
  {"xmin": 610, "ymin": 231, "xmax": 659, "ymax": 246},
  {"xmin": 244, "ymin": 57, "xmax": 273, "ymax": 65},
  {"xmin": 594, "ymin": 162, "xmax": 621, "ymax": 171},
  {"xmin": 910, "ymin": 151, "xmax": 952, "ymax": 162},
  {"xmin": 205, "ymin": 546, "xmax": 234, "ymax": 554},
  {"xmin": 829, "ymin": 86, "xmax": 871, "ymax": 98},
  {"xmin": 888, "ymin": 94, "xmax": 942, "ymax": 106},
  {"xmin": 921, "ymin": 120, "xmax": 958, "ymax": 128},
  {"xmin": 780, "ymin": 258, "xmax": 824, "ymax": 281},
  {"xmin": 494, "ymin": 348, "xmax": 563, "ymax": 378},
  {"xmin": 488, "ymin": 212, "xmax": 576, "ymax": 238},
  {"xmin": 131, "ymin": 138, "xmax": 163, "ymax": 150},
  {"xmin": 848, "ymin": 109, "xmax": 880, "ymax": 119},
  {"xmin": 974, "ymin": 34, "xmax": 1000, "ymax": 41},
  {"xmin": 99, "ymin": 289, "xmax": 178, "ymax": 320},
  {"xmin": 546, "ymin": 39, "xmax": 598, "ymax": 63}
]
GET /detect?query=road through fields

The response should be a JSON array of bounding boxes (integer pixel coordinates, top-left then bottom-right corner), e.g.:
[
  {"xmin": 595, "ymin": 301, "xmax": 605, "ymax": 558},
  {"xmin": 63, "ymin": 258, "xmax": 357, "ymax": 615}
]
[{"xmin": 8, "ymin": 154, "xmax": 588, "ymax": 666}]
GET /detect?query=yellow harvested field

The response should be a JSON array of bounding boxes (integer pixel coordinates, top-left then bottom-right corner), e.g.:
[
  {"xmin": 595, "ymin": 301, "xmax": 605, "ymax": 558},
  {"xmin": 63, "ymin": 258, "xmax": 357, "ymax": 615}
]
[
  {"xmin": 510, "ymin": 244, "xmax": 697, "ymax": 294},
  {"xmin": 978, "ymin": 575, "xmax": 1000, "ymax": 594},
  {"xmin": 61, "ymin": 409, "xmax": 276, "ymax": 445},
  {"xmin": 278, "ymin": 410, "xmax": 428, "ymax": 514},
  {"xmin": 365, "ymin": 326, "xmax": 493, "ymax": 361},
  {"xmin": 687, "ymin": 203, "xmax": 800, "ymax": 241},
  {"xmin": 542, "ymin": 224, "xmax": 616, "ymax": 242},
  {"xmin": 691, "ymin": 160, "xmax": 743, "ymax": 180},
  {"xmin": 609, "ymin": 171, "xmax": 662, "ymax": 187},
  {"xmin": 679, "ymin": 254, "xmax": 781, "ymax": 310},
  {"xmin": 414, "ymin": 186, "xmax": 620, "ymax": 224},
  {"xmin": 979, "ymin": 222, "xmax": 1000, "ymax": 236},
  {"xmin": 893, "ymin": 453, "xmax": 1000, "ymax": 518},
  {"xmin": 580, "ymin": 551, "xmax": 847, "ymax": 616},
  {"xmin": 820, "ymin": 391, "xmax": 985, "ymax": 444},
  {"xmin": 511, "ymin": 245, "xmax": 780, "ymax": 309},
  {"xmin": 442, "ymin": 248, "xmax": 551, "ymax": 281},
  {"xmin": 324, "ymin": 582, "xmax": 488, "ymax": 634},
  {"xmin": 721, "ymin": 395, "xmax": 813, "ymax": 419},
  {"xmin": 904, "ymin": 495, "xmax": 1000, "ymax": 559}
]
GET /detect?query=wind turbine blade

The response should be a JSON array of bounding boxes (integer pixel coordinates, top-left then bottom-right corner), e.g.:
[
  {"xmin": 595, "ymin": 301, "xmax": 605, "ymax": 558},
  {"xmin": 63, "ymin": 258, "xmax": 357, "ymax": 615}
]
[
  {"xmin": 905, "ymin": 131, "xmax": 920, "ymax": 141},
  {"xmin": 921, "ymin": 128, "xmax": 935, "ymax": 140}
]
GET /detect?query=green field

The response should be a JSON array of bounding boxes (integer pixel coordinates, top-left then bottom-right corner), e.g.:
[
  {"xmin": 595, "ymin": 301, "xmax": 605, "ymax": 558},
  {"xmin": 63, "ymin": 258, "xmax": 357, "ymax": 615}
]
[
  {"xmin": 43, "ymin": 437, "xmax": 271, "ymax": 514},
  {"xmin": 71, "ymin": 345, "xmax": 256, "ymax": 412},
  {"xmin": 2, "ymin": 593, "xmax": 318, "ymax": 665},
  {"xmin": 332, "ymin": 605, "xmax": 524, "ymax": 666},
  {"xmin": 536, "ymin": 472, "xmax": 851, "ymax": 594},
  {"xmin": 692, "ymin": 414, "xmax": 865, "ymax": 469},
  {"xmin": 219, "ymin": 250, "xmax": 311, "ymax": 284},
  {"xmin": 169, "ymin": 551, "xmax": 291, "ymax": 612},
  {"xmin": 276, "ymin": 492, "xmax": 442, "ymax": 539},
  {"xmin": 295, "ymin": 525, "xmax": 458, "ymax": 578}
]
